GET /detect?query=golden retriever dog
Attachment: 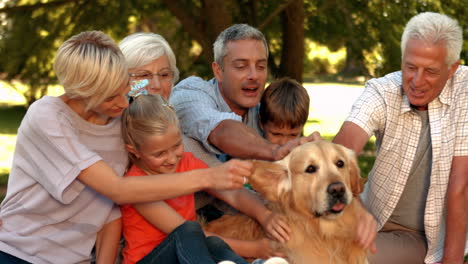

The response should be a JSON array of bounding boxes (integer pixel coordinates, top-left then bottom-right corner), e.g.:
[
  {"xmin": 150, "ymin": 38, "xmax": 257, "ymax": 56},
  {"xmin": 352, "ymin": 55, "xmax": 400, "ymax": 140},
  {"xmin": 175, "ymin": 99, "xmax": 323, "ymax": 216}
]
[{"xmin": 205, "ymin": 141, "xmax": 369, "ymax": 264}]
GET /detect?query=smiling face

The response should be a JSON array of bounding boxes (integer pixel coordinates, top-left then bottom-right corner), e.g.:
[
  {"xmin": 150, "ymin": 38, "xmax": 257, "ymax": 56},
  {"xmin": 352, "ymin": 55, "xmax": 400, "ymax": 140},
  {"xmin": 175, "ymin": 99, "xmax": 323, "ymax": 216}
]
[
  {"xmin": 128, "ymin": 55, "xmax": 173, "ymax": 100},
  {"xmin": 89, "ymin": 82, "xmax": 130, "ymax": 120},
  {"xmin": 128, "ymin": 124, "xmax": 184, "ymax": 174},
  {"xmin": 401, "ymin": 38, "xmax": 459, "ymax": 110},
  {"xmin": 213, "ymin": 39, "xmax": 268, "ymax": 117}
]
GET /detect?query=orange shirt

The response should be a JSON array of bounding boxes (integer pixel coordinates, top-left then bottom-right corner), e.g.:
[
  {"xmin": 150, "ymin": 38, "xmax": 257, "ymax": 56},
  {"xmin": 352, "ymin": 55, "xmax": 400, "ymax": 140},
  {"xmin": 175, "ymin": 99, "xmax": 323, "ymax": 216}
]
[{"xmin": 121, "ymin": 152, "xmax": 208, "ymax": 264}]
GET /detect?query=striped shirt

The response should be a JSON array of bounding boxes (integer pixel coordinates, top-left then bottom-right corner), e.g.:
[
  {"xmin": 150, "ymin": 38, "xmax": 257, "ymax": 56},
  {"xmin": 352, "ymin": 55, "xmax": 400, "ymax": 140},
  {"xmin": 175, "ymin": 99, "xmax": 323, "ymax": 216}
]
[
  {"xmin": 170, "ymin": 76, "xmax": 261, "ymax": 155},
  {"xmin": 0, "ymin": 96, "xmax": 127, "ymax": 264},
  {"xmin": 346, "ymin": 66, "xmax": 468, "ymax": 263}
]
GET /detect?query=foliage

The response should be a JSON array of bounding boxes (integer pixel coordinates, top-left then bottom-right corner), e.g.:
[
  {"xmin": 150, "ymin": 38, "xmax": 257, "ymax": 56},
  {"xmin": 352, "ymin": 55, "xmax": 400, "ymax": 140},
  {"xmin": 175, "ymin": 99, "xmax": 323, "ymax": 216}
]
[
  {"xmin": 0, "ymin": 0, "xmax": 467, "ymax": 105},
  {"xmin": 306, "ymin": 0, "xmax": 467, "ymax": 76},
  {"xmin": 0, "ymin": 104, "xmax": 26, "ymax": 134}
]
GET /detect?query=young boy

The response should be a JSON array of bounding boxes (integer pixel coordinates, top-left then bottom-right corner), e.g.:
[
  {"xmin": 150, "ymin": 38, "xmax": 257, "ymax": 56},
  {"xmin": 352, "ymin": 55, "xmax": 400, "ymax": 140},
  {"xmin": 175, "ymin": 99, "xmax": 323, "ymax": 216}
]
[{"xmin": 259, "ymin": 77, "xmax": 310, "ymax": 145}]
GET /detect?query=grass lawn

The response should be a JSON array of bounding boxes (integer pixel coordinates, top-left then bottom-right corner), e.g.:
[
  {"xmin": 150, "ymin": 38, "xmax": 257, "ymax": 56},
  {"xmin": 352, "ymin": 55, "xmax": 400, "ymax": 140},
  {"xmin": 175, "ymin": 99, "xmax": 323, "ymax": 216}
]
[{"xmin": 0, "ymin": 82, "xmax": 376, "ymax": 202}]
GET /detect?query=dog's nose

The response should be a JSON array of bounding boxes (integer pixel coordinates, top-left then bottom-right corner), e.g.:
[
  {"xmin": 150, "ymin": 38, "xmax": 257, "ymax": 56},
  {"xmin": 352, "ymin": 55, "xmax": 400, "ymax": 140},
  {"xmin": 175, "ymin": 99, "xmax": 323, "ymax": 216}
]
[{"xmin": 327, "ymin": 182, "xmax": 345, "ymax": 198}]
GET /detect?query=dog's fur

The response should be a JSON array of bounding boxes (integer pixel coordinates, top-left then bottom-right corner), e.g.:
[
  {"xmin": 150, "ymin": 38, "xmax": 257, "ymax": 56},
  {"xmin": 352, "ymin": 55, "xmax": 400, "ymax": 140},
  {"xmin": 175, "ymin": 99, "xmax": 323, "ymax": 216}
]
[{"xmin": 205, "ymin": 141, "xmax": 369, "ymax": 264}]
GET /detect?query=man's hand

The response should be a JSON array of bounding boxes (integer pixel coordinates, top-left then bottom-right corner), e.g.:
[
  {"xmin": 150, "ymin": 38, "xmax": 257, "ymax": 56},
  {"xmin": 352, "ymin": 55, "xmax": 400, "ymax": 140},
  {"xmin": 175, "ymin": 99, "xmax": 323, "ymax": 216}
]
[
  {"xmin": 272, "ymin": 131, "xmax": 322, "ymax": 160},
  {"xmin": 355, "ymin": 209, "xmax": 378, "ymax": 254},
  {"xmin": 208, "ymin": 159, "xmax": 253, "ymax": 190}
]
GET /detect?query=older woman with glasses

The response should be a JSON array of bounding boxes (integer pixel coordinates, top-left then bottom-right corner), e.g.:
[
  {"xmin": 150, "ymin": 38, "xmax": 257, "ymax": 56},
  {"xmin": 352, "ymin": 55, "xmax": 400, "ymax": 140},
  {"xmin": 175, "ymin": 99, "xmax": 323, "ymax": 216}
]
[
  {"xmin": 119, "ymin": 32, "xmax": 223, "ymax": 170},
  {"xmin": 120, "ymin": 32, "xmax": 179, "ymax": 100}
]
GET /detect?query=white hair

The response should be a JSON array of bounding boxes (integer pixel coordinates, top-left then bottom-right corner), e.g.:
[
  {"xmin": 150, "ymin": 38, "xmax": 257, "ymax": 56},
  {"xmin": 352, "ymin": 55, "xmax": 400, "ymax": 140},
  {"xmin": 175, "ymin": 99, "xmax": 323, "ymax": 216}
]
[
  {"xmin": 213, "ymin": 24, "xmax": 268, "ymax": 68},
  {"xmin": 401, "ymin": 12, "xmax": 462, "ymax": 66},
  {"xmin": 119, "ymin": 32, "xmax": 179, "ymax": 84}
]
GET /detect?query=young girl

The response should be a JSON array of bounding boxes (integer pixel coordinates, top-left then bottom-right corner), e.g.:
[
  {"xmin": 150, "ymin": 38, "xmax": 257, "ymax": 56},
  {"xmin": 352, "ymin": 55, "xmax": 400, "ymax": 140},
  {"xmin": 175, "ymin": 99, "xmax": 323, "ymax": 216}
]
[{"xmin": 120, "ymin": 93, "xmax": 290, "ymax": 264}]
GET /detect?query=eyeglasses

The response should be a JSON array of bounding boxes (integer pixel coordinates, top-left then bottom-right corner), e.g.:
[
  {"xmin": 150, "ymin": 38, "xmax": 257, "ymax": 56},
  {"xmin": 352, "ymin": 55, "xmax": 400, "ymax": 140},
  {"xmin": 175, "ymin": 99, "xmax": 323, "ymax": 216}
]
[{"xmin": 129, "ymin": 70, "xmax": 174, "ymax": 83}]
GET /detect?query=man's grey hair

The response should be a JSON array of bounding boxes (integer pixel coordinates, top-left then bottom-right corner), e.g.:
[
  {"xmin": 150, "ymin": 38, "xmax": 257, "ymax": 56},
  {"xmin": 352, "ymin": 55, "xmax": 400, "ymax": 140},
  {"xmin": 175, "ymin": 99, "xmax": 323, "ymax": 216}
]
[
  {"xmin": 213, "ymin": 24, "xmax": 269, "ymax": 68},
  {"xmin": 401, "ymin": 12, "xmax": 462, "ymax": 66}
]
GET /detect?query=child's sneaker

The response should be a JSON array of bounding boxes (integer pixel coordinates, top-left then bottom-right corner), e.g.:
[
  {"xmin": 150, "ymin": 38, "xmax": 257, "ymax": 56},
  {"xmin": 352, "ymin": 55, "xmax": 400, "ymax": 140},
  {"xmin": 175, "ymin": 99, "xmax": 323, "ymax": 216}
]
[
  {"xmin": 218, "ymin": 261, "xmax": 236, "ymax": 264},
  {"xmin": 251, "ymin": 257, "xmax": 289, "ymax": 264}
]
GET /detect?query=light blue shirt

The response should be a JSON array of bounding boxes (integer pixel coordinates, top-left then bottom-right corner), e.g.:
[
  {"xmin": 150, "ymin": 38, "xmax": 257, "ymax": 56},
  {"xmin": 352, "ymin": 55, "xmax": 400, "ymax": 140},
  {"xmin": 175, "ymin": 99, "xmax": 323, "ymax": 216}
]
[{"xmin": 170, "ymin": 76, "xmax": 261, "ymax": 155}]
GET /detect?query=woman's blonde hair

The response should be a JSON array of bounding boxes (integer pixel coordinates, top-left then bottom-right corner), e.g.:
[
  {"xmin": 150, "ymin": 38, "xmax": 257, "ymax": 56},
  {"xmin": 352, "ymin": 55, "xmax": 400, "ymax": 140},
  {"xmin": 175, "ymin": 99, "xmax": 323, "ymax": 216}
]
[
  {"xmin": 53, "ymin": 31, "xmax": 129, "ymax": 111},
  {"xmin": 119, "ymin": 32, "xmax": 180, "ymax": 85},
  {"xmin": 122, "ymin": 94, "xmax": 180, "ymax": 164}
]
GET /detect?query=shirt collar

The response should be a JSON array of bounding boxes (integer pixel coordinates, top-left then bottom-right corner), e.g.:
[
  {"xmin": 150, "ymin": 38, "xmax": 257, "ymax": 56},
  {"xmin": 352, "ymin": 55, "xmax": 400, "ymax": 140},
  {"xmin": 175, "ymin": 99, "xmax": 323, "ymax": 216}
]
[{"xmin": 400, "ymin": 73, "xmax": 454, "ymax": 114}]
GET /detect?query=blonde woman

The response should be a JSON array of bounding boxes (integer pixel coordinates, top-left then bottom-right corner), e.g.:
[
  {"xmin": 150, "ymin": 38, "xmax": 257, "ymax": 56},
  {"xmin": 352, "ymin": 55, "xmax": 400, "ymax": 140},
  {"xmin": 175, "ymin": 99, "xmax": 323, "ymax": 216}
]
[{"xmin": 0, "ymin": 31, "xmax": 252, "ymax": 264}]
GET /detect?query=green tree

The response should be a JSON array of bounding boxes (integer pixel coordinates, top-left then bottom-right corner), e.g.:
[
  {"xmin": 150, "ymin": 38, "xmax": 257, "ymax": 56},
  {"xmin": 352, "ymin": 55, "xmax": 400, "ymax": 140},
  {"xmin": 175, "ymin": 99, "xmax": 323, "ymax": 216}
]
[
  {"xmin": 0, "ymin": 0, "xmax": 308, "ymax": 105},
  {"xmin": 306, "ymin": 0, "xmax": 467, "ymax": 77}
]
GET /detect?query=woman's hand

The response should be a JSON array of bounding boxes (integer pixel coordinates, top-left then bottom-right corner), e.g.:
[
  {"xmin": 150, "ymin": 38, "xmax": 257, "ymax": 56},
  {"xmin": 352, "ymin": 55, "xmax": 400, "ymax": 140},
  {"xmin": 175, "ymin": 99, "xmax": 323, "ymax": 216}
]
[
  {"xmin": 208, "ymin": 159, "xmax": 253, "ymax": 190},
  {"xmin": 259, "ymin": 211, "xmax": 291, "ymax": 243}
]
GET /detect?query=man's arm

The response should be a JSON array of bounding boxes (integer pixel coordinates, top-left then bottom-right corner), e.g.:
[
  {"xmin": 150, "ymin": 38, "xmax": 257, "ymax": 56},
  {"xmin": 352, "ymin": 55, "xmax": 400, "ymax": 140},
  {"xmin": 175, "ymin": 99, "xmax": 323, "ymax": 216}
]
[
  {"xmin": 333, "ymin": 121, "xmax": 377, "ymax": 253},
  {"xmin": 208, "ymin": 119, "xmax": 277, "ymax": 160},
  {"xmin": 333, "ymin": 121, "xmax": 370, "ymax": 155},
  {"xmin": 208, "ymin": 119, "xmax": 320, "ymax": 161},
  {"xmin": 442, "ymin": 156, "xmax": 468, "ymax": 264}
]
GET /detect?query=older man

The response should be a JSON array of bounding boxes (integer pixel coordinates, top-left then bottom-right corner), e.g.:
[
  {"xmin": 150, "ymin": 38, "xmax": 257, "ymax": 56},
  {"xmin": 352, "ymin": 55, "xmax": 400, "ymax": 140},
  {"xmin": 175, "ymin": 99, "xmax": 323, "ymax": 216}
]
[{"xmin": 334, "ymin": 12, "xmax": 467, "ymax": 263}]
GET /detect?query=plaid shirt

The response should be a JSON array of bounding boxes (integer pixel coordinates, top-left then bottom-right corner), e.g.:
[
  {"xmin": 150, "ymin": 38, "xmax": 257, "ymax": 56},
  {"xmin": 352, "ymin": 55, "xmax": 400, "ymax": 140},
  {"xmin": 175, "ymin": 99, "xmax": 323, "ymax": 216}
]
[{"xmin": 346, "ymin": 65, "xmax": 468, "ymax": 263}]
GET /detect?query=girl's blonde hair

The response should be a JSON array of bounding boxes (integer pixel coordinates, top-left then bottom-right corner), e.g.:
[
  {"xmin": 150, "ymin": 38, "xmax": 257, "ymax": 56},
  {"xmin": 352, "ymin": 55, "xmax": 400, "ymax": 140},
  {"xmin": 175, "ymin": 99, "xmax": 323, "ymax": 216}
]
[
  {"xmin": 122, "ymin": 94, "xmax": 180, "ymax": 164},
  {"xmin": 53, "ymin": 31, "xmax": 129, "ymax": 111}
]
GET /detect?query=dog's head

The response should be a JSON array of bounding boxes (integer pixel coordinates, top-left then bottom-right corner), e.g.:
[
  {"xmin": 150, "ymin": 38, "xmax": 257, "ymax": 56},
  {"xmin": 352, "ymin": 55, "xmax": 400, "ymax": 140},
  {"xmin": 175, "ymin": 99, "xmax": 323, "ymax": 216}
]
[{"xmin": 250, "ymin": 140, "xmax": 364, "ymax": 220}]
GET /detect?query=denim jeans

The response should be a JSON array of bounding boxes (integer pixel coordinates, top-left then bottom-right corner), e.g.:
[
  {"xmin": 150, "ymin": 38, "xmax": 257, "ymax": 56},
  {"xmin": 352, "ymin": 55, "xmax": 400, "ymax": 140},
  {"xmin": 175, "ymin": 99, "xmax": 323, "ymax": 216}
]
[
  {"xmin": 138, "ymin": 221, "xmax": 249, "ymax": 264},
  {"xmin": 0, "ymin": 251, "xmax": 31, "ymax": 264}
]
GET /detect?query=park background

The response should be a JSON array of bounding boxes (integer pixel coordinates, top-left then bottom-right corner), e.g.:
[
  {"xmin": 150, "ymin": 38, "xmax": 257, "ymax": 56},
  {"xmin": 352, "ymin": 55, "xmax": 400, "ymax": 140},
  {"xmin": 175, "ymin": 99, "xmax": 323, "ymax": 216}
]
[{"xmin": 0, "ymin": 0, "xmax": 466, "ymax": 205}]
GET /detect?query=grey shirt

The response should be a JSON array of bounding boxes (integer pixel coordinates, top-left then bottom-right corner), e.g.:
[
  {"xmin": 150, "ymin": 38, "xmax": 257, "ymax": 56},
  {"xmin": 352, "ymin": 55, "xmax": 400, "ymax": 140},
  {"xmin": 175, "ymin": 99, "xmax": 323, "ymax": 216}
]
[{"xmin": 388, "ymin": 109, "xmax": 431, "ymax": 232}]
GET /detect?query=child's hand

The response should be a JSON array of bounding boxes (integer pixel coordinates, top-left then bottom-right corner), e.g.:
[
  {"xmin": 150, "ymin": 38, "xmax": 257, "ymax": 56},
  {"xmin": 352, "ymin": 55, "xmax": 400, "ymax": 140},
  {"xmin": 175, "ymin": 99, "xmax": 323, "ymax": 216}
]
[
  {"xmin": 260, "ymin": 211, "xmax": 291, "ymax": 243},
  {"xmin": 253, "ymin": 238, "xmax": 287, "ymax": 260},
  {"xmin": 210, "ymin": 159, "xmax": 253, "ymax": 190}
]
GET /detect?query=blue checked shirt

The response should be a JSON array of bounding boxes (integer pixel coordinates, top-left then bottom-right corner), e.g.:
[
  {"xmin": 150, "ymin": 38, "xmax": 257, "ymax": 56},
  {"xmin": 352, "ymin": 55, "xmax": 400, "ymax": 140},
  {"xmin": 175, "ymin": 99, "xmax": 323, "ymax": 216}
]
[{"xmin": 170, "ymin": 76, "xmax": 261, "ymax": 155}]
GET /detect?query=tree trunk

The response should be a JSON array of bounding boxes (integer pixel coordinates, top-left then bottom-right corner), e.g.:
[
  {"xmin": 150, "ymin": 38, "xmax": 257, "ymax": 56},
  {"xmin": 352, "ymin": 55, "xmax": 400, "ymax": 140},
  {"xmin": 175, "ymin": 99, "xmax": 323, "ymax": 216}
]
[
  {"xmin": 341, "ymin": 43, "xmax": 369, "ymax": 77},
  {"xmin": 278, "ymin": 0, "xmax": 304, "ymax": 83}
]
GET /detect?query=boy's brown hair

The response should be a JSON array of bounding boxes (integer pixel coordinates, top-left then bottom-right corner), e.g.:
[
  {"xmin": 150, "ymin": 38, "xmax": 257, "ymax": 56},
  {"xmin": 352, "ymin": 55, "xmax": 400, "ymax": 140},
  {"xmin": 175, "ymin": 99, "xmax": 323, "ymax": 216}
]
[{"xmin": 259, "ymin": 77, "xmax": 310, "ymax": 128}]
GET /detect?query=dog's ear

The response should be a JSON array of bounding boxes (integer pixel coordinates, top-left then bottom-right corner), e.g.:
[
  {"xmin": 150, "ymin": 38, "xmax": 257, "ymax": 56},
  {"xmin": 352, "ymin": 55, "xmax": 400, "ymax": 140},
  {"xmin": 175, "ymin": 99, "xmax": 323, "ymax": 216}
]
[
  {"xmin": 345, "ymin": 149, "xmax": 365, "ymax": 196},
  {"xmin": 249, "ymin": 160, "xmax": 288, "ymax": 202}
]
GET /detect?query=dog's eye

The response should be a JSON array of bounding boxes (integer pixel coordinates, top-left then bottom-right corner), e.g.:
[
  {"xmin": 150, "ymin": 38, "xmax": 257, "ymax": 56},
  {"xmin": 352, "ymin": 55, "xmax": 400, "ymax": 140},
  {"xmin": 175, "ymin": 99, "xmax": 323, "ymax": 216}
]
[
  {"xmin": 336, "ymin": 160, "xmax": 344, "ymax": 168},
  {"xmin": 305, "ymin": 165, "xmax": 317, "ymax": 173}
]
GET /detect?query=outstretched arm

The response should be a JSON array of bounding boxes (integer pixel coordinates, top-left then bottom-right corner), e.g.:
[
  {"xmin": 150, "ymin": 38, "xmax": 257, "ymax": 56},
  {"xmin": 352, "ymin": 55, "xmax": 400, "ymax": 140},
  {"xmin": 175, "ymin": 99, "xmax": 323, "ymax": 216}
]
[
  {"xmin": 78, "ymin": 158, "xmax": 253, "ymax": 205},
  {"xmin": 442, "ymin": 156, "xmax": 468, "ymax": 264},
  {"xmin": 209, "ymin": 119, "xmax": 320, "ymax": 161},
  {"xmin": 333, "ymin": 121, "xmax": 369, "ymax": 155}
]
